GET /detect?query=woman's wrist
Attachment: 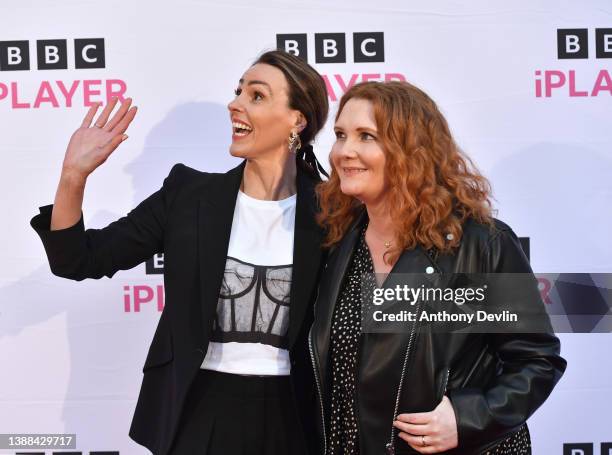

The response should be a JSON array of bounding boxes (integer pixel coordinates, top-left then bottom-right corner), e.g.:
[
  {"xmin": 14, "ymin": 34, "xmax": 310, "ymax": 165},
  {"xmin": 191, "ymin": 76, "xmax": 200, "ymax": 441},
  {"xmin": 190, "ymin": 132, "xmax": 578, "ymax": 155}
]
[{"xmin": 60, "ymin": 167, "xmax": 88, "ymax": 188}]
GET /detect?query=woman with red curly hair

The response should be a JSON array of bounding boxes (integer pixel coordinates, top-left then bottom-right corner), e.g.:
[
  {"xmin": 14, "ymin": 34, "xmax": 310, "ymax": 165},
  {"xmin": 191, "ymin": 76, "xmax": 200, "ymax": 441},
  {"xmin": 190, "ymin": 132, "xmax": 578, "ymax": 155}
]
[{"xmin": 309, "ymin": 81, "xmax": 566, "ymax": 454}]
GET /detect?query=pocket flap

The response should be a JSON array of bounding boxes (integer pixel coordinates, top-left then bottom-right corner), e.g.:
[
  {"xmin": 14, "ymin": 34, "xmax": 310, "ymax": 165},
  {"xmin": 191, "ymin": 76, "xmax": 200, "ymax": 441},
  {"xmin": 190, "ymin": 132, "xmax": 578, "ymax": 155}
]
[{"xmin": 143, "ymin": 327, "xmax": 174, "ymax": 372}]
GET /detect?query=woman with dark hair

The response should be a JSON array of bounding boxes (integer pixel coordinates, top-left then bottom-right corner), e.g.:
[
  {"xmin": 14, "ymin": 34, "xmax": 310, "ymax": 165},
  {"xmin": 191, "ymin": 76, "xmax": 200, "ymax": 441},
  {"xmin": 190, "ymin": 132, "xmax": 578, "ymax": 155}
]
[
  {"xmin": 30, "ymin": 50, "xmax": 328, "ymax": 455},
  {"xmin": 310, "ymin": 81, "xmax": 566, "ymax": 454}
]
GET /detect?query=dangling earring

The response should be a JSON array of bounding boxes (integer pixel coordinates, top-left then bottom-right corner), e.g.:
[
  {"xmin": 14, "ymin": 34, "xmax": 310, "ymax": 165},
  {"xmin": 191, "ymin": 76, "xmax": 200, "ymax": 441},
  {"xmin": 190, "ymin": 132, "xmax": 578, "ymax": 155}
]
[{"xmin": 288, "ymin": 130, "xmax": 302, "ymax": 154}]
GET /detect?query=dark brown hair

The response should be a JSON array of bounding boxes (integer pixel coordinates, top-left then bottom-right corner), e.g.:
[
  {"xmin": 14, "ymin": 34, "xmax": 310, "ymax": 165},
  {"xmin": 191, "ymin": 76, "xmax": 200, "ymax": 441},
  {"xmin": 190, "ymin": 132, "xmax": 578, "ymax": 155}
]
[
  {"xmin": 316, "ymin": 81, "xmax": 494, "ymax": 261},
  {"xmin": 254, "ymin": 50, "xmax": 329, "ymax": 146}
]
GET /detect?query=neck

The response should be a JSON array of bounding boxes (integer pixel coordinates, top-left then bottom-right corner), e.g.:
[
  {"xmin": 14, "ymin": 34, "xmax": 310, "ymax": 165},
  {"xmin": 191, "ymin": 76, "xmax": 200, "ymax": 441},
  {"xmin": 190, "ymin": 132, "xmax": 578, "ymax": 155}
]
[
  {"xmin": 242, "ymin": 153, "xmax": 297, "ymax": 200},
  {"xmin": 365, "ymin": 199, "xmax": 394, "ymax": 239}
]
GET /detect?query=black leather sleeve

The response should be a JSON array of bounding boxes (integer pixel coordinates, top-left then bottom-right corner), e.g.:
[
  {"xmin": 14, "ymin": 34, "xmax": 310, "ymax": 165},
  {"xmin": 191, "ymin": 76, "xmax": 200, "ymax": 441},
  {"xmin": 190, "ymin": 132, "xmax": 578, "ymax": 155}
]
[
  {"xmin": 448, "ymin": 226, "xmax": 567, "ymax": 448},
  {"xmin": 29, "ymin": 163, "xmax": 185, "ymax": 281}
]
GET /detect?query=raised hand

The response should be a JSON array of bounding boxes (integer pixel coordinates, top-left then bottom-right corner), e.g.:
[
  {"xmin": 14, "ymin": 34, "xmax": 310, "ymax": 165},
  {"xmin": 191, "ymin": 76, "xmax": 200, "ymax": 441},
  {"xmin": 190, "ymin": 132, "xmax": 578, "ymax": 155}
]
[{"xmin": 62, "ymin": 97, "xmax": 138, "ymax": 179}]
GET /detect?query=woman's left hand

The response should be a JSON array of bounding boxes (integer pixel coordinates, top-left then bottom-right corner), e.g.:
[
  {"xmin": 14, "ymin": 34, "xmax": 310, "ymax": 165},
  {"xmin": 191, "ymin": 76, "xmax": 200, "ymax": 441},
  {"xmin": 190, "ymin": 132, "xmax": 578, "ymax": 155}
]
[{"xmin": 393, "ymin": 395, "xmax": 459, "ymax": 453}]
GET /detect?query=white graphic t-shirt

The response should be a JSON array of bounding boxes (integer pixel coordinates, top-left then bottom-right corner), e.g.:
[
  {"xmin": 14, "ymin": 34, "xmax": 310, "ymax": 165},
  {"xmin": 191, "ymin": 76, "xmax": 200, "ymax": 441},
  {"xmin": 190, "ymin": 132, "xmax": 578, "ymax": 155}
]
[{"xmin": 200, "ymin": 190, "xmax": 296, "ymax": 375}]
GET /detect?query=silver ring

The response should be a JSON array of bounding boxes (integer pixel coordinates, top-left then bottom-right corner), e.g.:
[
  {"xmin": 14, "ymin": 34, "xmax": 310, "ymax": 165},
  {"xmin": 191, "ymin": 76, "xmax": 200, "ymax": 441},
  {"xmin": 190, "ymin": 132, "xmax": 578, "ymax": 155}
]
[
  {"xmin": 94, "ymin": 124, "xmax": 103, "ymax": 128},
  {"xmin": 421, "ymin": 435, "xmax": 427, "ymax": 447}
]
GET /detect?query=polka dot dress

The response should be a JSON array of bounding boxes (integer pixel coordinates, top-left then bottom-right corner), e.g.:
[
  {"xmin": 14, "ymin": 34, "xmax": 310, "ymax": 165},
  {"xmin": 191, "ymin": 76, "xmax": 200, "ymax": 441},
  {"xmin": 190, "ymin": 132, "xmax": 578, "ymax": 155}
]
[
  {"xmin": 485, "ymin": 423, "xmax": 531, "ymax": 454},
  {"xmin": 327, "ymin": 226, "xmax": 373, "ymax": 455}
]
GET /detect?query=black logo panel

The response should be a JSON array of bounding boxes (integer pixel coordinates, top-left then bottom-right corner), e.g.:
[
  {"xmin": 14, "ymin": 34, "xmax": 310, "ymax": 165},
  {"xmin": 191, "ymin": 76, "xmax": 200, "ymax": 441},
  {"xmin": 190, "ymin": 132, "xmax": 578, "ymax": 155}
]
[
  {"xmin": 354, "ymin": 32, "xmax": 384, "ymax": 62},
  {"xmin": 0, "ymin": 40, "xmax": 30, "ymax": 71},
  {"xmin": 557, "ymin": 29, "xmax": 588, "ymax": 59},
  {"xmin": 37, "ymin": 39, "xmax": 68, "ymax": 70},
  {"xmin": 276, "ymin": 34, "xmax": 308, "ymax": 61},
  {"xmin": 596, "ymin": 28, "xmax": 612, "ymax": 58},
  {"xmin": 75, "ymin": 38, "xmax": 105, "ymax": 69},
  {"xmin": 563, "ymin": 443, "xmax": 593, "ymax": 455},
  {"xmin": 315, "ymin": 33, "xmax": 346, "ymax": 63}
]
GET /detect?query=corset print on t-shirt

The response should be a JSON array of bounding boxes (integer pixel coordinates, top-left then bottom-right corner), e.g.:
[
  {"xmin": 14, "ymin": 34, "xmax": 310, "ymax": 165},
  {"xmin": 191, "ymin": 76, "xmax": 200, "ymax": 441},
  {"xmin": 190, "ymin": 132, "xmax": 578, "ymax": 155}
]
[{"xmin": 211, "ymin": 256, "xmax": 292, "ymax": 349}]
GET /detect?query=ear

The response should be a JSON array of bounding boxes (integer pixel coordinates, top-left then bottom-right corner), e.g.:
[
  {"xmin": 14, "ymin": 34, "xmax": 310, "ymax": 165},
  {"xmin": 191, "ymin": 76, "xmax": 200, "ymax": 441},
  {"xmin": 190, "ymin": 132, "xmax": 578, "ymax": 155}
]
[{"xmin": 294, "ymin": 112, "xmax": 307, "ymax": 133}]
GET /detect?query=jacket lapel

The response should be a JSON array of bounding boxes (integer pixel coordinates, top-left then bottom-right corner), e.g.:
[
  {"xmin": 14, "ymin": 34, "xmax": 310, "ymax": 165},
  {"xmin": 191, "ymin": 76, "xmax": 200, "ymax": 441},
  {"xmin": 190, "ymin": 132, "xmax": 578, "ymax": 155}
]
[
  {"xmin": 197, "ymin": 162, "xmax": 245, "ymax": 347},
  {"xmin": 287, "ymin": 167, "xmax": 325, "ymax": 349},
  {"xmin": 313, "ymin": 209, "xmax": 364, "ymax": 384}
]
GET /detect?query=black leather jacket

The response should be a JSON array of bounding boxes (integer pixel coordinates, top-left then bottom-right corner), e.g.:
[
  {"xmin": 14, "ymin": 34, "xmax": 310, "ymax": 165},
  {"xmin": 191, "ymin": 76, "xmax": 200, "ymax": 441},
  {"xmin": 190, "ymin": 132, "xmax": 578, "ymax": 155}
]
[{"xmin": 309, "ymin": 211, "xmax": 567, "ymax": 454}]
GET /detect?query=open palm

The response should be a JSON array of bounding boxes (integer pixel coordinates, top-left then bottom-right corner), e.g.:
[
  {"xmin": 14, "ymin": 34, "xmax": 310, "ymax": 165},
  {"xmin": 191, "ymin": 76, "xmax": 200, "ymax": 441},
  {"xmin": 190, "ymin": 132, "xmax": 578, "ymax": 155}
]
[{"xmin": 62, "ymin": 97, "xmax": 138, "ymax": 178}]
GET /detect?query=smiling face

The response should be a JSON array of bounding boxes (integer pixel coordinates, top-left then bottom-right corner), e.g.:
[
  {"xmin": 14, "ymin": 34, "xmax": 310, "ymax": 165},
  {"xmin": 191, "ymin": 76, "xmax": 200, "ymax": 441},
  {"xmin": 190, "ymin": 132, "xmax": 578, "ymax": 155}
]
[
  {"xmin": 228, "ymin": 63, "xmax": 304, "ymax": 160},
  {"xmin": 330, "ymin": 98, "xmax": 387, "ymax": 205}
]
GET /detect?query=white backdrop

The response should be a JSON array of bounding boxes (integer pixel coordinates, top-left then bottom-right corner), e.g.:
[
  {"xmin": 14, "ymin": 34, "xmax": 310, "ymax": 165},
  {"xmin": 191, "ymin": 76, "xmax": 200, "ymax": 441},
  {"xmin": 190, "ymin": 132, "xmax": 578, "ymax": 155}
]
[{"xmin": 1, "ymin": 1, "xmax": 611, "ymax": 454}]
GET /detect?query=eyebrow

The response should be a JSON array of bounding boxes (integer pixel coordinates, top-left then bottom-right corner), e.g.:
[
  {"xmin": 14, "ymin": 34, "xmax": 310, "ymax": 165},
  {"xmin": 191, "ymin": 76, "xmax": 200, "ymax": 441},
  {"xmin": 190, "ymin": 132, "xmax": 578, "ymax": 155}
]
[
  {"xmin": 238, "ymin": 78, "xmax": 272, "ymax": 93},
  {"xmin": 334, "ymin": 125, "xmax": 378, "ymax": 134}
]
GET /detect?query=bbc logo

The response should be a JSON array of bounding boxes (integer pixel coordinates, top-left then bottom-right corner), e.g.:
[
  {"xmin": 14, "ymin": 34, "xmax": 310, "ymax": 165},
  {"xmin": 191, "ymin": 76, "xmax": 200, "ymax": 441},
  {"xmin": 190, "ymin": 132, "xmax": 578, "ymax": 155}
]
[
  {"xmin": 563, "ymin": 442, "xmax": 612, "ymax": 454},
  {"xmin": 557, "ymin": 28, "xmax": 612, "ymax": 59},
  {"xmin": 0, "ymin": 38, "xmax": 105, "ymax": 71},
  {"xmin": 146, "ymin": 253, "xmax": 164, "ymax": 275},
  {"xmin": 277, "ymin": 32, "xmax": 384, "ymax": 63}
]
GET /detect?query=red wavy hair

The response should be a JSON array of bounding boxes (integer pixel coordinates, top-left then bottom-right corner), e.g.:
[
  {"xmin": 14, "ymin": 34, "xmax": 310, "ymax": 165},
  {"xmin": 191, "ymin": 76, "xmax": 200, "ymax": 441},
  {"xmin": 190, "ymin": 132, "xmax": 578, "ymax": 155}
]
[{"xmin": 316, "ymin": 81, "xmax": 494, "ymax": 262}]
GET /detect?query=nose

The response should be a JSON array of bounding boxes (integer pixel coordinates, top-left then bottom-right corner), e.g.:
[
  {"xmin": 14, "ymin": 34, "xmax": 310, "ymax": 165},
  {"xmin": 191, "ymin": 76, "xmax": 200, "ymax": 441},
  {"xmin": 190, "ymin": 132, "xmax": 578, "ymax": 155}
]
[
  {"xmin": 227, "ymin": 96, "xmax": 243, "ymax": 114},
  {"xmin": 331, "ymin": 140, "xmax": 358, "ymax": 168},
  {"xmin": 335, "ymin": 138, "xmax": 359, "ymax": 159}
]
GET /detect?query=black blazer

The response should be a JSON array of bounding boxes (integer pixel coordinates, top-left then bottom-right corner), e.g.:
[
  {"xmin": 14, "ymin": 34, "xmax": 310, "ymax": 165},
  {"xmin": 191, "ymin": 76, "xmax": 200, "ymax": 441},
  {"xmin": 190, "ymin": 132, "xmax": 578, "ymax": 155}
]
[{"xmin": 30, "ymin": 161, "xmax": 326, "ymax": 455}]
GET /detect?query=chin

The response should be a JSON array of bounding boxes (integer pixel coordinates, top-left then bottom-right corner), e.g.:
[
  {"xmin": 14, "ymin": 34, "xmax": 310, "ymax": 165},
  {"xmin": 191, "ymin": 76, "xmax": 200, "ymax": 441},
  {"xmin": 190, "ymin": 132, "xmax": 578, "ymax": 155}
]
[
  {"xmin": 229, "ymin": 146, "xmax": 249, "ymax": 158},
  {"xmin": 339, "ymin": 182, "xmax": 362, "ymax": 198}
]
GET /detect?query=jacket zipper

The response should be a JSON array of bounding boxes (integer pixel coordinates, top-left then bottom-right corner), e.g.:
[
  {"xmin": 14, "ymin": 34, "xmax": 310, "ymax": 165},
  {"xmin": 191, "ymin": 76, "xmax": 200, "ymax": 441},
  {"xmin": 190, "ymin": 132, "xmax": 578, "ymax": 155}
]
[
  {"xmin": 441, "ymin": 367, "xmax": 450, "ymax": 399},
  {"xmin": 385, "ymin": 297, "xmax": 422, "ymax": 455},
  {"xmin": 309, "ymin": 326, "xmax": 327, "ymax": 455},
  {"xmin": 355, "ymin": 333, "xmax": 364, "ymax": 453}
]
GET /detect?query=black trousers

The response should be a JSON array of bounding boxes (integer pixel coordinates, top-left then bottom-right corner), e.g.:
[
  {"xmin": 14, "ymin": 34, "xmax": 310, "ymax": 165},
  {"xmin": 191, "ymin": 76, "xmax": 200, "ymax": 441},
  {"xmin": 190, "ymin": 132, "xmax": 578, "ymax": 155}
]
[{"xmin": 169, "ymin": 369, "xmax": 309, "ymax": 455}]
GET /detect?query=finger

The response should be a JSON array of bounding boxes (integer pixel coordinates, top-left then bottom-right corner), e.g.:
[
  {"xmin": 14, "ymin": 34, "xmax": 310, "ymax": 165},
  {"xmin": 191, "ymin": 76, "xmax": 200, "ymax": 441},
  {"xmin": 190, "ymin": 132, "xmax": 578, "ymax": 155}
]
[
  {"xmin": 393, "ymin": 419, "xmax": 429, "ymax": 435},
  {"xmin": 396, "ymin": 412, "xmax": 432, "ymax": 424},
  {"xmin": 99, "ymin": 133, "xmax": 129, "ymax": 160},
  {"xmin": 93, "ymin": 97, "xmax": 120, "ymax": 128},
  {"xmin": 110, "ymin": 105, "xmax": 138, "ymax": 134},
  {"xmin": 398, "ymin": 432, "xmax": 437, "ymax": 454},
  {"xmin": 81, "ymin": 102, "xmax": 102, "ymax": 128},
  {"xmin": 104, "ymin": 97, "xmax": 132, "ymax": 131}
]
